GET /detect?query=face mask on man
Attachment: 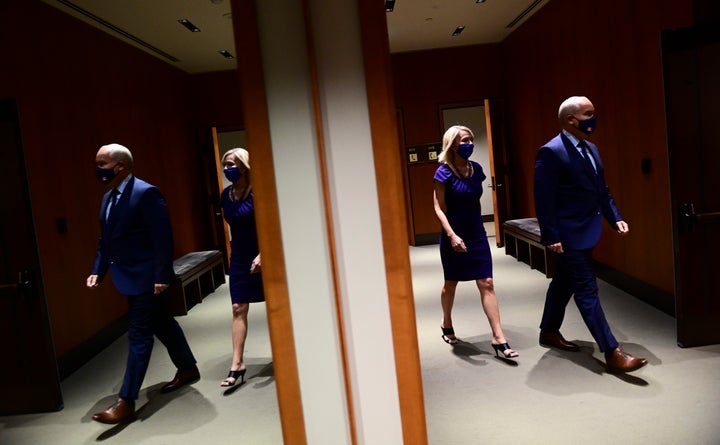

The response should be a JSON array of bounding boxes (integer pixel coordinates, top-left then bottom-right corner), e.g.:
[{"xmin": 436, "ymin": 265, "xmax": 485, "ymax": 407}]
[
  {"xmin": 224, "ymin": 167, "xmax": 242, "ymax": 183},
  {"xmin": 574, "ymin": 115, "xmax": 597, "ymax": 135},
  {"xmin": 96, "ymin": 164, "xmax": 118, "ymax": 184},
  {"xmin": 457, "ymin": 143, "xmax": 474, "ymax": 160}
]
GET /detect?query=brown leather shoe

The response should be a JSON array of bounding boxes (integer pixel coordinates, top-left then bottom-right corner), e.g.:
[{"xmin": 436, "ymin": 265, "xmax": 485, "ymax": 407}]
[
  {"xmin": 605, "ymin": 347, "xmax": 648, "ymax": 373},
  {"xmin": 92, "ymin": 398, "xmax": 135, "ymax": 424},
  {"xmin": 539, "ymin": 331, "xmax": 580, "ymax": 352},
  {"xmin": 161, "ymin": 366, "xmax": 200, "ymax": 393}
]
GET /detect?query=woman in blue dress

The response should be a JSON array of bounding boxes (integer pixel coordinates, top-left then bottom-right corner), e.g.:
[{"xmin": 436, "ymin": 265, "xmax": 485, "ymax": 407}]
[
  {"xmin": 219, "ymin": 148, "xmax": 265, "ymax": 386},
  {"xmin": 433, "ymin": 125, "xmax": 518, "ymax": 358}
]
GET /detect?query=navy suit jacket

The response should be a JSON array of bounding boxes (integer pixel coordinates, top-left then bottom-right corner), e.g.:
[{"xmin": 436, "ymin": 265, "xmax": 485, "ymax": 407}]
[
  {"xmin": 92, "ymin": 175, "xmax": 174, "ymax": 295},
  {"xmin": 534, "ymin": 133, "xmax": 622, "ymax": 250}
]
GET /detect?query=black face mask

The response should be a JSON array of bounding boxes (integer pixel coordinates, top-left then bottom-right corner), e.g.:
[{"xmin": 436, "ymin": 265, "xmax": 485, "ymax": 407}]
[
  {"xmin": 96, "ymin": 164, "xmax": 118, "ymax": 184},
  {"xmin": 574, "ymin": 115, "xmax": 597, "ymax": 135}
]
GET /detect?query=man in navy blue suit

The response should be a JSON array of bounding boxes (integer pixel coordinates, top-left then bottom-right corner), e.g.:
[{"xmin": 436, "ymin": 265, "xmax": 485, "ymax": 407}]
[
  {"xmin": 534, "ymin": 96, "xmax": 647, "ymax": 373},
  {"xmin": 87, "ymin": 143, "xmax": 200, "ymax": 423}
]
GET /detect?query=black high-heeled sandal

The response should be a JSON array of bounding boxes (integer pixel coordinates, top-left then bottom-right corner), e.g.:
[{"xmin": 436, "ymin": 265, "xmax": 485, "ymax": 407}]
[
  {"xmin": 492, "ymin": 342, "xmax": 519, "ymax": 358},
  {"xmin": 221, "ymin": 369, "xmax": 246, "ymax": 387},
  {"xmin": 441, "ymin": 326, "xmax": 459, "ymax": 345}
]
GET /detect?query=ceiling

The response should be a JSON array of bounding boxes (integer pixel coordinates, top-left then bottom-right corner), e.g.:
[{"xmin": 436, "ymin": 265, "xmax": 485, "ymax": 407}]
[{"xmin": 41, "ymin": 0, "xmax": 549, "ymax": 74}]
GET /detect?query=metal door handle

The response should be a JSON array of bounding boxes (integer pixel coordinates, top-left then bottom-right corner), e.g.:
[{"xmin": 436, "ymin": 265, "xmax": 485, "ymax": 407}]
[
  {"xmin": 696, "ymin": 211, "xmax": 720, "ymax": 222},
  {"xmin": 679, "ymin": 202, "xmax": 720, "ymax": 233},
  {"xmin": 490, "ymin": 177, "xmax": 504, "ymax": 190},
  {"xmin": 0, "ymin": 270, "xmax": 34, "ymax": 298}
]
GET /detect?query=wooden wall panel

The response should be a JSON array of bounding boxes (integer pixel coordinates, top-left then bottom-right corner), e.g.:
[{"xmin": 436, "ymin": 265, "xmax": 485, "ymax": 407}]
[
  {"xmin": 408, "ymin": 163, "xmax": 441, "ymax": 237},
  {"xmin": 1, "ymin": 0, "xmax": 211, "ymax": 358},
  {"xmin": 189, "ymin": 70, "xmax": 245, "ymax": 128},
  {"xmin": 392, "ymin": 45, "xmax": 506, "ymax": 146},
  {"xmin": 500, "ymin": 0, "xmax": 694, "ymax": 294},
  {"xmin": 391, "ymin": 0, "xmax": 695, "ymax": 296}
]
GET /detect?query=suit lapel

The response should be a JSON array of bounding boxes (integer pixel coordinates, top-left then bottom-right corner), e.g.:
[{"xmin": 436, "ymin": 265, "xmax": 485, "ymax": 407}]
[{"xmin": 560, "ymin": 133, "xmax": 600, "ymax": 187}]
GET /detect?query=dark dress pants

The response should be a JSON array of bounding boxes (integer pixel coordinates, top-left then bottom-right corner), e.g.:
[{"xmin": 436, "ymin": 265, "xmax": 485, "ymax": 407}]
[
  {"xmin": 119, "ymin": 290, "xmax": 197, "ymax": 400},
  {"xmin": 539, "ymin": 248, "xmax": 619, "ymax": 352}
]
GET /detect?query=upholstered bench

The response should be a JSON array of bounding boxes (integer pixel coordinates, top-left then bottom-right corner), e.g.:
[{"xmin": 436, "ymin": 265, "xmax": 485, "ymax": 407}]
[
  {"xmin": 167, "ymin": 250, "xmax": 226, "ymax": 316},
  {"xmin": 503, "ymin": 218, "xmax": 554, "ymax": 278}
]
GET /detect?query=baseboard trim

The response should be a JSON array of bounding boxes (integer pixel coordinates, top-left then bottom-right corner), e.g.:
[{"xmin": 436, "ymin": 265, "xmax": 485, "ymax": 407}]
[
  {"xmin": 594, "ymin": 262, "xmax": 675, "ymax": 317},
  {"xmin": 57, "ymin": 315, "xmax": 127, "ymax": 380},
  {"xmin": 414, "ymin": 233, "xmax": 439, "ymax": 246}
]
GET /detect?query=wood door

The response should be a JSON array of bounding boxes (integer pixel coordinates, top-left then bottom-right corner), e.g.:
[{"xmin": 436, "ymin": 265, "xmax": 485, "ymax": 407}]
[
  {"xmin": 484, "ymin": 98, "xmax": 511, "ymax": 247},
  {"xmin": 211, "ymin": 127, "xmax": 230, "ymax": 267},
  {"xmin": 407, "ymin": 162, "xmax": 442, "ymax": 245},
  {"xmin": 663, "ymin": 26, "xmax": 720, "ymax": 347},
  {"xmin": 0, "ymin": 97, "xmax": 63, "ymax": 414}
]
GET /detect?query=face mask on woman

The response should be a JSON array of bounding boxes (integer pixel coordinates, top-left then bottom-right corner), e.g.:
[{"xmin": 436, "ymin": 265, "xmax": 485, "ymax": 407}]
[
  {"xmin": 456, "ymin": 143, "xmax": 474, "ymax": 160},
  {"xmin": 224, "ymin": 167, "xmax": 242, "ymax": 183}
]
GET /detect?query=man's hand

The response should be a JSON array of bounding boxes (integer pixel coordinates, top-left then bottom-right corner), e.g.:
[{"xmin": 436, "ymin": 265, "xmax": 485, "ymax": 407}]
[
  {"xmin": 616, "ymin": 220, "xmax": 629, "ymax": 235},
  {"xmin": 86, "ymin": 274, "xmax": 100, "ymax": 289},
  {"xmin": 154, "ymin": 283, "xmax": 169, "ymax": 294},
  {"xmin": 547, "ymin": 242, "xmax": 563, "ymax": 254}
]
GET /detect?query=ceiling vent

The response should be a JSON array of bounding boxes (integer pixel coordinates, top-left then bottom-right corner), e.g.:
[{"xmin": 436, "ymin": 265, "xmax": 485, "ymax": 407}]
[
  {"xmin": 506, "ymin": 0, "xmax": 543, "ymax": 28},
  {"xmin": 53, "ymin": 0, "xmax": 180, "ymax": 62}
]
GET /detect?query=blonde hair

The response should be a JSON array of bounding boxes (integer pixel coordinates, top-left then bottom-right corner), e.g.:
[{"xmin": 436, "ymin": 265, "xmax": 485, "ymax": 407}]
[
  {"xmin": 438, "ymin": 125, "xmax": 474, "ymax": 164},
  {"xmin": 222, "ymin": 147, "xmax": 250, "ymax": 170}
]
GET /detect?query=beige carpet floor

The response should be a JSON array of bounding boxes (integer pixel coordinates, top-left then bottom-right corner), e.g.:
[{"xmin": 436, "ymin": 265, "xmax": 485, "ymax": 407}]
[{"xmin": 2, "ymin": 239, "xmax": 719, "ymax": 444}]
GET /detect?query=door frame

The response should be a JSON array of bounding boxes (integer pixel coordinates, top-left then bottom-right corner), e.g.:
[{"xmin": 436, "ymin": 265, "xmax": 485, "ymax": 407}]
[
  {"xmin": 662, "ymin": 25, "xmax": 720, "ymax": 347},
  {"xmin": 438, "ymin": 99, "xmax": 512, "ymax": 246}
]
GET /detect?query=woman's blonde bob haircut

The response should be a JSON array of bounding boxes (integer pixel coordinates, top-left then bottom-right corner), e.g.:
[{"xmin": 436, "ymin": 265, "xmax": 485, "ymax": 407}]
[
  {"xmin": 438, "ymin": 125, "xmax": 474, "ymax": 164},
  {"xmin": 222, "ymin": 147, "xmax": 251, "ymax": 170}
]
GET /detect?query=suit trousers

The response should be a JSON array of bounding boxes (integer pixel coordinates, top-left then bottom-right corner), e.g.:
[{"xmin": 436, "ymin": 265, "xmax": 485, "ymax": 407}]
[
  {"xmin": 539, "ymin": 248, "xmax": 618, "ymax": 352},
  {"xmin": 119, "ymin": 290, "xmax": 197, "ymax": 400}
]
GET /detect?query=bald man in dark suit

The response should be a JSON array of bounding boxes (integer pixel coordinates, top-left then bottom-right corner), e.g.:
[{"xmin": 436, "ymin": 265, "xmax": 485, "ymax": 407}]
[
  {"xmin": 87, "ymin": 143, "xmax": 199, "ymax": 424},
  {"xmin": 534, "ymin": 96, "xmax": 647, "ymax": 374}
]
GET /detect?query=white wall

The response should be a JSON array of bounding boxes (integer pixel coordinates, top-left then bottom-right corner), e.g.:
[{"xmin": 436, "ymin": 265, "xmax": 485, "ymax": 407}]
[{"xmin": 254, "ymin": 0, "xmax": 403, "ymax": 443}]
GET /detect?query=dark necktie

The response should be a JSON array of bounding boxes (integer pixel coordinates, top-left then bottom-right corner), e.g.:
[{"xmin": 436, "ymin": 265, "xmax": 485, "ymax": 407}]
[
  {"xmin": 579, "ymin": 141, "xmax": 596, "ymax": 174},
  {"xmin": 106, "ymin": 188, "xmax": 119, "ymax": 223}
]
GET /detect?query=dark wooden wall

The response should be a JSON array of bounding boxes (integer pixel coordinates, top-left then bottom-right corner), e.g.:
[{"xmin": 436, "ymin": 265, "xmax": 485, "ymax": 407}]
[
  {"xmin": 392, "ymin": 0, "xmax": 695, "ymax": 298},
  {"xmin": 0, "ymin": 0, "xmax": 702, "ymax": 368},
  {"xmin": 1, "ymin": 0, "xmax": 220, "ymax": 359},
  {"xmin": 392, "ymin": 45, "xmax": 506, "ymax": 146},
  {"xmin": 502, "ymin": 0, "xmax": 692, "ymax": 295}
]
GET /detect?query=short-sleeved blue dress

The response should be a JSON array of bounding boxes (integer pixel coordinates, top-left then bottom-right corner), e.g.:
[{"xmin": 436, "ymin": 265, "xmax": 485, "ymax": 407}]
[
  {"xmin": 434, "ymin": 161, "xmax": 493, "ymax": 281},
  {"xmin": 220, "ymin": 187, "xmax": 265, "ymax": 304}
]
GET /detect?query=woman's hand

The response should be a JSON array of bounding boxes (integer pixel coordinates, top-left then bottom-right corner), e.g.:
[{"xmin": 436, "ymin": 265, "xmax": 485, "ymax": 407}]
[
  {"xmin": 450, "ymin": 234, "xmax": 467, "ymax": 253},
  {"xmin": 250, "ymin": 254, "xmax": 261, "ymax": 274}
]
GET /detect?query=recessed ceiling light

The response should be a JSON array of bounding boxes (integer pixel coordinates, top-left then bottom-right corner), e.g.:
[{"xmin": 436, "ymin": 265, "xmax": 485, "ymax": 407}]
[
  {"xmin": 178, "ymin": 19, "xmax": 201, "ymax": 32},
  {"xmin": 476, "ymin": 0, "xmax": 486, "ymax": 3},
  {"xmin": 452, "ymin": 25, "xmax": 465, "ymax": 36}
]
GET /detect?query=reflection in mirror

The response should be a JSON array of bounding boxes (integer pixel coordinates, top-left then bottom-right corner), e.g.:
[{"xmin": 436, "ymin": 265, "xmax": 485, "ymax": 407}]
[{"xmin": 0, "ymin": 1, "xmax": 283, "ymax": 441}]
